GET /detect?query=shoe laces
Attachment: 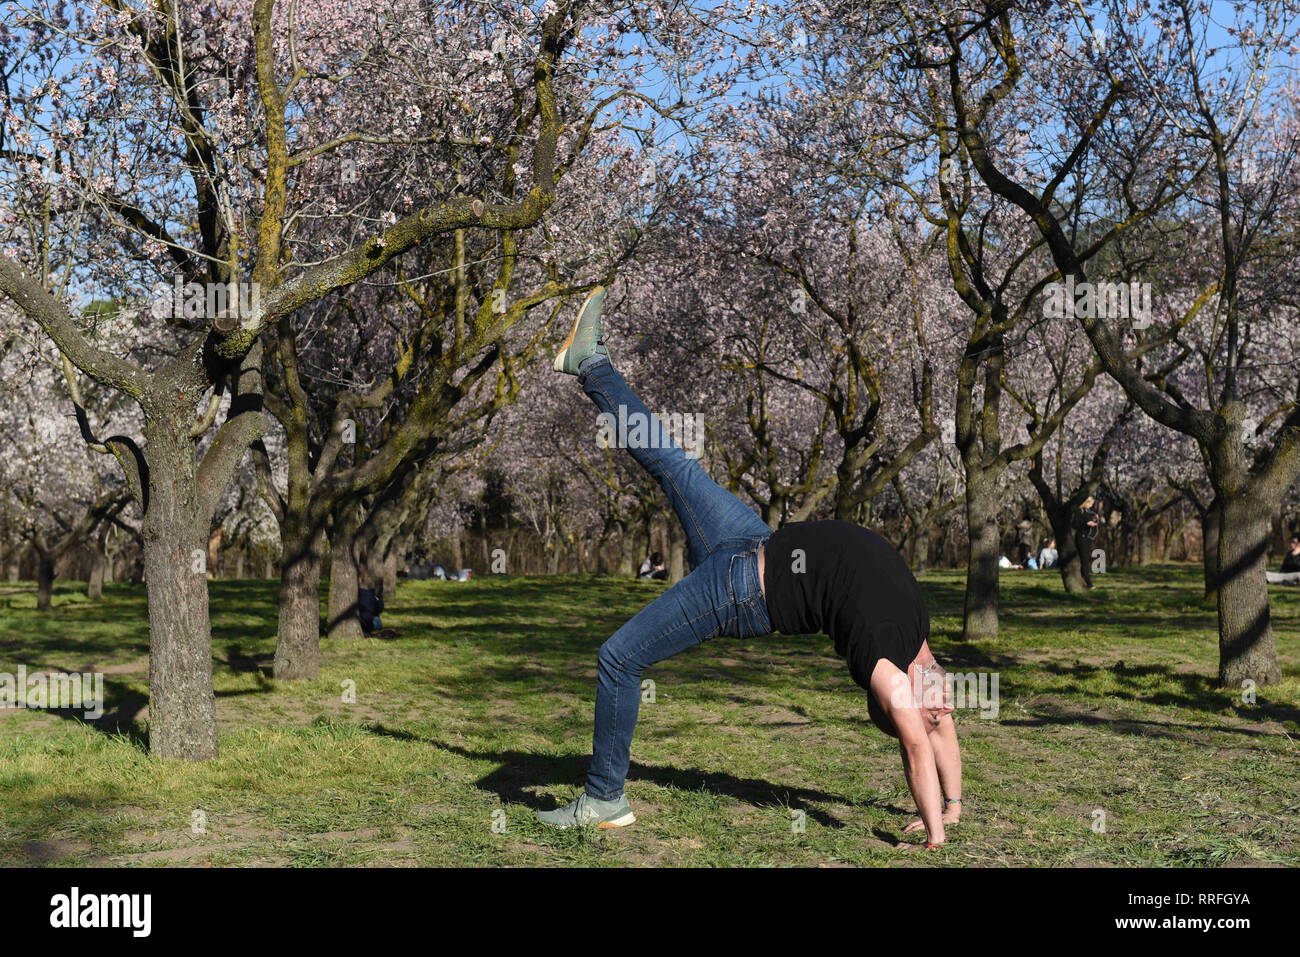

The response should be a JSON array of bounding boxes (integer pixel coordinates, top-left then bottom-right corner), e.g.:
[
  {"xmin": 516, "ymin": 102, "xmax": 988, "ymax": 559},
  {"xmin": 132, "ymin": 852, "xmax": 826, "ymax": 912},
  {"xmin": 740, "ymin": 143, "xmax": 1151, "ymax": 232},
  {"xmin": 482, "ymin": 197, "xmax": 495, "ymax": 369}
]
[{"xmin": 573, "ymin": 792, "xmax": 591, "ymax": 824}]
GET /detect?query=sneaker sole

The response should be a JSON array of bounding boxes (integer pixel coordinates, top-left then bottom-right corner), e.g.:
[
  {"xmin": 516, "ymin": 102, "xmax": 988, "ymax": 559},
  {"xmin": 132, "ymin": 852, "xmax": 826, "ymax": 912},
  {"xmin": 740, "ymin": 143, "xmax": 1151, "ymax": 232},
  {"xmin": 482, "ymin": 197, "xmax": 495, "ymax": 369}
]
[
  {"xmin": 536, "ymin": 809, "xmax": 635, "ymax": 829},
  {"xmin": 597, "ymin": 811, "xmax": 636, "ymax": 829},
  {"xmin": 553, "ymin": 286, "xmax": 604, "ymax": 372}
]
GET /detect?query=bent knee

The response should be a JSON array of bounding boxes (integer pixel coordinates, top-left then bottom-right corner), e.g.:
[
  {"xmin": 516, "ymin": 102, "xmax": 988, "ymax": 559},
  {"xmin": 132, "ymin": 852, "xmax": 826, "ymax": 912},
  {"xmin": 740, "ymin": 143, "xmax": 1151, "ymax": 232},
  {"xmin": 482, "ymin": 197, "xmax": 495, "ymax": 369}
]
[{"xmin": 597, "ymin": 637, "xmax": 641, "ymax": 677}]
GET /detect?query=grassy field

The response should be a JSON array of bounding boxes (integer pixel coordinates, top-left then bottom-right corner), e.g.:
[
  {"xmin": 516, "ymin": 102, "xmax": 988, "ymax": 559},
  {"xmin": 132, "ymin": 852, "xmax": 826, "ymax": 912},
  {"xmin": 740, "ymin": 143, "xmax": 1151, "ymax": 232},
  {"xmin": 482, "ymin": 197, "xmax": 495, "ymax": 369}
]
[{"xmin": 0, "ymin": 566, "xmax": 1297, "ymax": 867}]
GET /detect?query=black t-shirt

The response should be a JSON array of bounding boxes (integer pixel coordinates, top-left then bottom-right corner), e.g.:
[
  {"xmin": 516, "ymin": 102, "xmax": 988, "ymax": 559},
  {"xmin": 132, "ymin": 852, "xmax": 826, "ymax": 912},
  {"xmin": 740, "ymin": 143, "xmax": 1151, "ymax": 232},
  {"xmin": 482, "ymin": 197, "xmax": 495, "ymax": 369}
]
[
  {"xmin": 763, "ymin": 520, "xmax": 929, "ymax": 689},
  {"xmin": 1281, "ymin": 551, "xmax": 1300, "ymax": 574}
]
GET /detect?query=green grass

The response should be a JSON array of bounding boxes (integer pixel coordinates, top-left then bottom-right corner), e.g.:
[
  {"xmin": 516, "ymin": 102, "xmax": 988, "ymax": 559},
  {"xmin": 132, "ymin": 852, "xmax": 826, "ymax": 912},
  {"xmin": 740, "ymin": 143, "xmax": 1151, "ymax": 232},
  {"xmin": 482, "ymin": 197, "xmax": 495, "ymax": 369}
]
[{"xmin": 0, "ymin": 566, "xmax": 1297, "ymax": 867}]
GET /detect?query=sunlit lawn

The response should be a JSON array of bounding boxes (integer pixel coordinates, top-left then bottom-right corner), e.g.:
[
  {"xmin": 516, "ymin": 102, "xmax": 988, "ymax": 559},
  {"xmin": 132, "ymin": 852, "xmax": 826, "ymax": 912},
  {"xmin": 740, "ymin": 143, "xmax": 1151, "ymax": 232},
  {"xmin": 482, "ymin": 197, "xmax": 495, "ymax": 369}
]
[{"xmin": 0, "ymin": 565, "xmax": 1296, "ymax": 866}]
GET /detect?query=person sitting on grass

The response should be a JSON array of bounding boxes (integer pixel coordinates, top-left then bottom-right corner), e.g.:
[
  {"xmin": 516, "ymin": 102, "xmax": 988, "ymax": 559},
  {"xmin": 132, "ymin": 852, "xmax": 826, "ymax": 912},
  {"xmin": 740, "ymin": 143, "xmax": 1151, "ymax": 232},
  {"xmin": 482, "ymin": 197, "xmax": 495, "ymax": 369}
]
[
  {"xmin": 535, "ymin": 287, "xmax": 962, "ymax": 850},
  {"xmin": 636, "ymin": 551, "xmax": 667, "ymax": 580},
  {"xmin": 1266, "ymin": 534, "xmax": 1300, "ymax": 585}
]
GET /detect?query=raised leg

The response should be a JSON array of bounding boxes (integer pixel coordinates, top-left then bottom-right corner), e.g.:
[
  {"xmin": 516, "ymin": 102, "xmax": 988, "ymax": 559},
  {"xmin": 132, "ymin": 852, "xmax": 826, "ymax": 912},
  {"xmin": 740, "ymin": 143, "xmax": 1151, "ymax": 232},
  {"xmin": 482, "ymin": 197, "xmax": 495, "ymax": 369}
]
[{"xmin": 579, "ymin": 356, "xmax": 769, "ymax": 569}]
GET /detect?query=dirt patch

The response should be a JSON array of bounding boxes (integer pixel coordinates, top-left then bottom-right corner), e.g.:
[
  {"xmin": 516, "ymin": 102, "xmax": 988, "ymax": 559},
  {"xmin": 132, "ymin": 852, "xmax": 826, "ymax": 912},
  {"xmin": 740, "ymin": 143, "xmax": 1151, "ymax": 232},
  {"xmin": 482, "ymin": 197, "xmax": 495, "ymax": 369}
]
[
  {"xmin": 751, "ymin": 706, "xmax": 813, "ymax": 727},
  {"xmin": 22, "ymin": 839, "xmax": 89, "ymax": 862},
  {"xmin": 93, "ymin": 661, "xmax": 148, "ymax": 675},
  {"xmin": 118, "ymin": 843, "xmax": 244, "ymax": 864},
  {"xmin": 0, "ymin": 708, "xmax": 60, "ymax": 725}
]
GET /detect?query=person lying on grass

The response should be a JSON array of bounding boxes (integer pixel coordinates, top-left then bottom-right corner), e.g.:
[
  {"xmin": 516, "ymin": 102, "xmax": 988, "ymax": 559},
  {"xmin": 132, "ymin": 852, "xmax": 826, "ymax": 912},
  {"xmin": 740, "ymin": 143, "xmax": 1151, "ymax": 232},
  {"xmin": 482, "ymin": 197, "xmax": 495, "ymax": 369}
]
[
  {"xmin": 1265, "ymin": 534, "xmax": 1300, "ymax": 585},
  {"xmin": 536, "ymin": 287, "xmax": 963, "ymax": 850}
]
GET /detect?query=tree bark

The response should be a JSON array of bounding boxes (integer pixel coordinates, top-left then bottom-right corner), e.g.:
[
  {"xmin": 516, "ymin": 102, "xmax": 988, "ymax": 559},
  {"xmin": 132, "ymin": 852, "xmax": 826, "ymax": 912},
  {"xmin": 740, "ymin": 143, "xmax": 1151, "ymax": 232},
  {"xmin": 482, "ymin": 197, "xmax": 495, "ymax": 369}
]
[
  {"xmin": 962, "ymin": 470, "xmax": 1000, "ymax": 641},
  {"xmin": 1270, "ymin": 507, "xmax": 1287, "ymax": 557},
  {"xmin": 89, "ymin": 521, "xmax": 113, "ymax": 599},
  {"xmin": 451, "ymin": 526, "xmax": 464, "ymax": 575},
  {"xmin": 382, "ymin": 547, "xmax": 399, "ymax": 600},
  {"xmin": 911, "ymin": 526, "xmax": 930, "ymax": 573},
  {"xmin": 327, "ymin": 507, "xmax": 363, "ymax": 640},
  {"xmin": 1137, "ymin": 522, "xmax": 1154, "ymax": 566},
  {"xmin": 142, "ymin": 413, "xmax": 218, "ymax": 761},
  {"xmin": 1214, "ymin": 491, "xmax": 1282, "ymax": 686},
  {"xmin": 668, "ymin": 524, "xmax": 687, "ymax": 584},
  {"xmin": 88, "ymin": 547, "xmax": 106, "ymax": 600},
  {"xmin": 1202, "ymin": 497, "xmax": 1222, "ymax": 604},
  {"xmin": 273, "ymin": 516, "xmax": 323, "ymax": 679},
  {"xmin": 206, "ymin": 526, "xmax": 223, "ymax": 580},
  {"xmin": 1048, "ymin": 510, "xmax": 1088, "ymax": 594},
  {"xmin": 36, "ymin": 555, "xmax": 55, "ymax": 611}
]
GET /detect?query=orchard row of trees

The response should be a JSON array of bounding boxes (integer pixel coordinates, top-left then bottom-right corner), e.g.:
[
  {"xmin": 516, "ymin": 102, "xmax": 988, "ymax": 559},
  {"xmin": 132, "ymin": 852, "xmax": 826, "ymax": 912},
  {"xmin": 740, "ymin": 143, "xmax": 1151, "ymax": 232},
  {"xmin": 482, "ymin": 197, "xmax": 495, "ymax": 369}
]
[{"xmin": 2, "ymin": 1, "xmax": 1298, "ymax": 759}]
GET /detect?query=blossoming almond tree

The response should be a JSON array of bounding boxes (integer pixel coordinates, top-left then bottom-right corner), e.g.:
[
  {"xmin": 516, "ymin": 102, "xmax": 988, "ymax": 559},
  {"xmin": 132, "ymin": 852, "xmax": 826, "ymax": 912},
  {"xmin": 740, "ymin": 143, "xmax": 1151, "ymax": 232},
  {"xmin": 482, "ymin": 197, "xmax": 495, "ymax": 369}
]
[
  {"xmin": 926, "ymin": 0, "xmax": 1300, "ymax": 683},
  {"xmin": 0, "ymin": 0, "xmax": 599, "ymax": 758},
  {"xmin": 243, "ymin": 6, "xmax": 719, "ymax": 673},
  {"xmin": 0, "ymin": 306, "xmax": 132, "ymax": 609}
]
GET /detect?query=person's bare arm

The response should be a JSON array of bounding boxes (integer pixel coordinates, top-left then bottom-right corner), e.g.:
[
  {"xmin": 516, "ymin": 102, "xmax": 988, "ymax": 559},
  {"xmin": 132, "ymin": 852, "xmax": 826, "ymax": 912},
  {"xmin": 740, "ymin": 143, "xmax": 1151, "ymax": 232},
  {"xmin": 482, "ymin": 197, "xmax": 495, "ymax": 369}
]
[
  {"xmin": 930, "ymin": 713, "xmax": 961, "ymax": 812},
  {"xmin": 905, "ymin": 713, "xmax": 961, "ymax": 831},
  {"xmin": 871, "ymin": 660, "xmax": 945, "ymax": 846}
]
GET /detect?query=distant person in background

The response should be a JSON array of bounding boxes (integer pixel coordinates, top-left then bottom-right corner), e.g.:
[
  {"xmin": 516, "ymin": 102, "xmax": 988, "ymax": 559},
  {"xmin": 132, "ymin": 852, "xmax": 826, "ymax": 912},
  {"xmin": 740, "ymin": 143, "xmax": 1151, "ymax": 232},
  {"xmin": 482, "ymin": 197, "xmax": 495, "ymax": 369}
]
[
  {"xmin": 1282, "ymin": 535, "xmax": 1300, "ymax": 573},
  {"xmin": 1266, "ymin": 534, "xmax": 1300, "ymax": 585},
  {"xmin": 637, "ymin": 551, "xmax": 668, "ymax": 580},
  {"xmin": 358, "ymin": 584, "xmax": 384, "ymax": 634},
  {"xmin": 1037, "ymin": 538, "xmax": 1059, "ymax": 570},
  {"xmin": 1016, "ymin": 542, "xmax": 1037, "ymax": 570},
  {"xmin": 1072, "ymin": 497, "xmax": 1104, "ymax": 588}
]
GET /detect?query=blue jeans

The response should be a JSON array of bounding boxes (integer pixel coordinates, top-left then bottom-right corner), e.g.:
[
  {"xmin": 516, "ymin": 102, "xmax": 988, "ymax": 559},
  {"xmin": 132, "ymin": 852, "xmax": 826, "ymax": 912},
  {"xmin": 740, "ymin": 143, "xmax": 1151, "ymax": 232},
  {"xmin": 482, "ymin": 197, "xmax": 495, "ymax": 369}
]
[{"xmin": 579, "ymin": 357, "xmax": 774, "ymax": 800}]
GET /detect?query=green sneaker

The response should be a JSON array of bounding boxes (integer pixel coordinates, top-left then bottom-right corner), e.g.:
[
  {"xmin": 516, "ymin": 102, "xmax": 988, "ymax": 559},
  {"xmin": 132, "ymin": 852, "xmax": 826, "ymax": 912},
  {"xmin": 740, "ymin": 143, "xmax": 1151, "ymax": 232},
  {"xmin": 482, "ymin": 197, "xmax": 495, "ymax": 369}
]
[
  {"xmin": 536, "ymin": 791, "xmax": 635, "ymax": 829},
  {"xmin": 553, "ymin": 286, "xmax": 609, "ymax": 374}
]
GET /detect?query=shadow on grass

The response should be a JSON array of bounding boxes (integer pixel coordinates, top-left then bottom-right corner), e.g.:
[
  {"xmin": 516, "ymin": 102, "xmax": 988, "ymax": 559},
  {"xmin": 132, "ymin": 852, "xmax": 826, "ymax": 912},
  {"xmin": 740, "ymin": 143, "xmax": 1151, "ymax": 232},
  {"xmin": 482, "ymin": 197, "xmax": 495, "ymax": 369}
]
[
  {"xmin": 1001, "ymin": 709, "xmax": 1289, "ymax": 743},
  {"xmin": 365, "ymin": 725, "xmax": 875, "ymax": 828},
  {"xmin": 41, "ymin": 674, "xmax": 150, "ymax": 751},
  {"xmin": 215, "ymin": 643, "xmax": 275, "ymax": 678},
  {"xmin": 1024, "ymin": 660, "xmax": 1300, "ymax": 728},
  {"xmin": 34, "ymin": 644, "xmax": 276, "ymax": 753},
  {"xmin": 0, "ymin": 583, "xmax": 151, "ymax": 662}
]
